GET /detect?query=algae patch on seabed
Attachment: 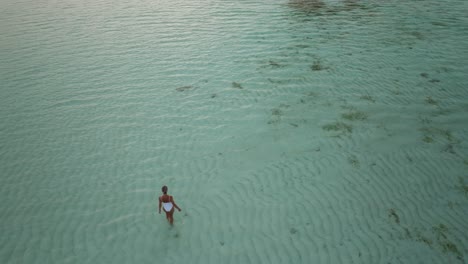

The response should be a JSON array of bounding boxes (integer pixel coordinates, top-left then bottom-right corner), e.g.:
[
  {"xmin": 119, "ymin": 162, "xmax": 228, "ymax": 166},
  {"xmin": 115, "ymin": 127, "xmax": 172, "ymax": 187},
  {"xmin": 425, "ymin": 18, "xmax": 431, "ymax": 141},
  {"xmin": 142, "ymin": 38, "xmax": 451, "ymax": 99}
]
[
  {"xmin": 360, "ymin": 94, "xmax": 376, "ymax": 103},
  {"xmin": 299, "ymin": 91, "xmax": 319, "ymax": 104},
  {"xmin": 310, "ymin": 59, "xmax": 329, "ymax": 71},
  {"xmin": 419, "ymin": 127, "xmax": 458, "ymax": 145},
  {"xmin": 268, "ymin": 107, "xmax": 284, "ymax": 125},
  {"xmin": 176, "ymin": 85, "xmax": 193, "ymax": 92},
  {"xmin": 342, "ymin": 110, "xmax": 368, "ymax": 121},
  {"xmin": 290, "ymin": 227, "xmax": 298, "ymax": 234},
  {"xmin": 442, "ymin": 242, "xmax": 462, "ymax": 257},
  {"xmin": 432, "ymin": 224, "xmax": 464, "ymax": 261},
  {"xmin": 347, "ymin": 155, "xmax": 360, "ymax": 168},
  {"xmin": 268, "ymin": 60, "xmax": 286, "ymax": 68},
  {"xmin": 287, "ymin": 0, "xmax": 369, "ymax": 15},
  {"xmin": 456, "ymin": 176, "xmax": 468, "ymax": 197},
  {"xmin": 422, "ymin": 135, "xmax": 434, "ymax": 143},
  {"xmin": 232, "ymin": 82, "xmax": 243, "ymax": 89},
  {"xmin": 414, "ymin": 231, "xmax": 433, "ymax": 247},
  {"xmin": 322, "ymin": 121, "xmax": 352, "ymax": 135},
  {"xmin": 272, "ymin": 108, "xmax": 283, "ymax": 116},
  {"xmin": 287, "ymin": 0, "xmax": 325, "ymax": 13},
  {"xmin": 388, "ymin": 208, "xmax": 400, "ymax": 224},
  {"xmin": 388, "ymin": 213, "xmax": 466, "ymax": 262},
  {"xmin": 402, "ymin": 227, "xmax": 434, "ymax": 248},
  {"xmin": 425, "ymin": 96, "xmax": 439, "ymax": 106}
]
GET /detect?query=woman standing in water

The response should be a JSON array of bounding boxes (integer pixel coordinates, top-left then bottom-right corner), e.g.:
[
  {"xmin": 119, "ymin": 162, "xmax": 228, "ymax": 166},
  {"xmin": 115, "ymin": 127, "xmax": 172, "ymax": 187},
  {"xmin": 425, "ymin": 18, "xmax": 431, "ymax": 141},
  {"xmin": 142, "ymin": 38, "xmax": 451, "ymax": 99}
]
[{"xmin": 158, "ymin": 185, "xmax": 181, "ymax": 225}]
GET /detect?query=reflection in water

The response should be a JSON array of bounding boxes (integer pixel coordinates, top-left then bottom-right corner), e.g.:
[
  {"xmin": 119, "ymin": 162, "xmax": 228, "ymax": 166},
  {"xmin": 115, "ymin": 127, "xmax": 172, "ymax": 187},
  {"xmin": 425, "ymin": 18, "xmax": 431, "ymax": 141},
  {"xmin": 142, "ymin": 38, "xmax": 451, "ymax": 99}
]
[
  {"xmin": 287, "ymin": 0, "xmax": 365, "ymax": 14},
  {"xmin": 288, "ymin": 0, "xmax": 325, "ymax": 13}
]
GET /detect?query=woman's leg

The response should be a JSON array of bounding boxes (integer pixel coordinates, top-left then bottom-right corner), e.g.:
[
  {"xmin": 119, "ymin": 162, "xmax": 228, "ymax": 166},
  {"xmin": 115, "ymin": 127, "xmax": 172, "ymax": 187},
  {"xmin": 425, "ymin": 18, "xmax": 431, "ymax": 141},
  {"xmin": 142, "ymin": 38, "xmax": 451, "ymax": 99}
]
[
  {"xmin": 168, "ymin": 209, "xmax": 174, "ymax": 225},
  {"xmin": 164, "ymin": 211, "xmax": 170, "ymax": 222},
  {"xmin": 164, "ymin": 208, "xmax": 175, "ymax": 225}
]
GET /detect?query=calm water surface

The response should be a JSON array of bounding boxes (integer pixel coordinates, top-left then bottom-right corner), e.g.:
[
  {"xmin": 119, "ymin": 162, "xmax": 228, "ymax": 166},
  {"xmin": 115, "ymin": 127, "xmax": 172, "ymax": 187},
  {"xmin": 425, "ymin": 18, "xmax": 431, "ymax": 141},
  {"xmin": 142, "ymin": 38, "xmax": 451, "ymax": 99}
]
[{"xmin": 1, "ymin": 0, "xmax": 467, "ymax": 263}]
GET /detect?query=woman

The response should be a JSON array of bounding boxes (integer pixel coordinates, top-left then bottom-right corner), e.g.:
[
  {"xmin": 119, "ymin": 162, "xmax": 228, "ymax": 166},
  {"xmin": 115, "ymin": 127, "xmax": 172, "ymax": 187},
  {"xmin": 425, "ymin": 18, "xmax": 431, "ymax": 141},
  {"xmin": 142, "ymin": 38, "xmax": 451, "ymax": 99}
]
[{"xmin": 158, "ymin": 185, "xmax": 181, "ymax": 225}]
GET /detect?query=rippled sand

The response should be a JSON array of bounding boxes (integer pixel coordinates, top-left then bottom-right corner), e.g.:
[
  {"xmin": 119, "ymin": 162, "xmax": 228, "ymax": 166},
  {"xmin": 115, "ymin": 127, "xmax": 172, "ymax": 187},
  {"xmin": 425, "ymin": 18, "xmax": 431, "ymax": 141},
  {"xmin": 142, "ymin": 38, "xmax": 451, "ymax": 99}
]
[{"xmin": 1, "ymin": 0, "xmax": 467, "ymax": 263}]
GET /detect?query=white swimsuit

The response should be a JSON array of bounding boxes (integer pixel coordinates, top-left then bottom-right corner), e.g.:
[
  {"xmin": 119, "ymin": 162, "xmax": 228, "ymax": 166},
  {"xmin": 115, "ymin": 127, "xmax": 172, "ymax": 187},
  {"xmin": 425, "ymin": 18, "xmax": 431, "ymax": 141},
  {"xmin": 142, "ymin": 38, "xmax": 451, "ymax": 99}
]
[{"xmin": 162, "ymin": 202, "xmax": 173, "ymax": 212}]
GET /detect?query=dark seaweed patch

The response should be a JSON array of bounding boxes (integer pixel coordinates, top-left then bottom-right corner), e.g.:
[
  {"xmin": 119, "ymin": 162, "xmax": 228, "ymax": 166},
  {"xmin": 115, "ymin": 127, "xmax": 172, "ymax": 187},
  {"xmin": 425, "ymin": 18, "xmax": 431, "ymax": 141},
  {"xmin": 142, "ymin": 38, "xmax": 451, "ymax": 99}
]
[
  {"xmin": 425, "ymin": 96, "xmax": 438, "ymax": 106},
  {"xmin": 360, "ymin": 95, "xmax": 375, "ymax": 103},
  {"xmin": 388, "ymin": 208, "xmax": 400, "ymax": 224},
  {"xmin": 310, "ymin": 59, "xmax": 329, "ymax": 71},
  {"xmin": 232, "ymin": 82, "xmax": 243, "ymax": 89},
  {"xmin": 176, "ymin": 85, "xmax": 193, "ymax": 92},
  {"xmin": 322, "ymin": 121, "xmax": 352, "ymax": 134},
  {"xmin": 456, "ymin": 177, "xmax": 468, "ymax": 197},
  {"xmin": 290, "ymin": 227, "xmax": 298, "ymax": 234},
  {"xmin": 348, "ymin": 155, "xmax": 360, "ymax": 168},
  {"xmin": 342, "ymin": 111, "xmax": 368, "ymax": 121}
]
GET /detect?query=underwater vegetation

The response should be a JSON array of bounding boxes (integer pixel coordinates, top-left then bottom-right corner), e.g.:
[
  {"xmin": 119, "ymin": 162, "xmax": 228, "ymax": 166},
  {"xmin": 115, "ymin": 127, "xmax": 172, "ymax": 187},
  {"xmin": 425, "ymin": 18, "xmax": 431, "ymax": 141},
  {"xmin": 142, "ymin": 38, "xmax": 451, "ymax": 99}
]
[
  {"xmin": 360, "ymin": 94, "xmax": 376, "ymax": 103},
  {"xmin": 419, "ymin": 127, "xmax": 458, "ymax": 145},
  {"xmin": 390, "ymin": 89, "xmax": 402, "ymax": 95},
  {"xmin": 322, "ymin": 121, "xmax": 352, "ymax": 135},
  {"xmin": 271, "ymin": 108, "xmax": 283, "ymax": 116},
  {"xmin": 432, "ymin": 224, "xmax": 464, "ymax": 261},
  {"xmin": 413, "ymin": 231, "xmax": 433, "ymax": 247},
  {"xmin": 433, "ymin": 223, "xmax": 448, "ymax": 237},
  {"xmin": 432, "ymin": 21, "xmax": 448, "ymax": 27},
  {"xmin": 447, "ymin": 201, "xmax": 460, "ymax": 210},
  {"xmin": 388, "ymin": 208, "xmax": 400, "ymax": 224},
  {"xmin": 310, "ymin": 59, "xmax": 329, "ymax": 71},
  {"xmin": 267, "ymin": 78, "xmax": 293, "ymax": 85},
  {"xmin": 441, "ymin": 143, "xmax": 457, "ymax": 155},
  {"xmin": 176, "ymin": 85, "xmax": 193, "ymax": 92},
  {"xmin": 388, "ymin": 209, "xmax": 466, "ymax": 262},
  {"xmin": 341, "ymin": 110, "xmax": 368, "ymax": 121},
  {"xmin": 258, "ymin": 60, "xmax": 287, "ymax": 70},
  {"xmin": 232, "ymin": 82, "xmax": 243, "ymax": 89},
  {"xmin": 287, "ymin": 0, "xmax": 368, "ymax": 15},
  {"xmin": 268, "ymin": 60, "xmax": 286, "ymax": 68},
  {"xmin": 267, "ymin": 105, "xmax": 289, "ymax": 125},
  {"xmin": 425, "ymin": 96, "xmax": 439, "ymax": 106},
  {"xmin": 347, "ymin": 155, "xmax": 360, "ymax": 168},
  {"xmin": 299, "ymin": 91, "xmax": 319, "ymax": 104},
  {"xmin": 441, "ymin": 241, "xmax": 462, "ymax": 259},
  {"xmin": 290, "ymin": 227, "xmax": 298, "ymax": 234},
  {"xmin": 409, "ymin": 31, "xmax": 424, "ymax": 40},
  {"xmin": 288, "ymin": 0, "xmax": 325, "ymax": 13},
  {"xmin": 422, "ymin": 136, "xmax": 434, "ymax": 143},
  {"xmin": 418, "ymin": 116, "xmax": 432, "ymax": 125},
  {"xmin": 420, "ymin": 72, "xmax": 441, "ymax": 83},
  {"xmin": 456, "ymin": 176, "xmax": 468, "ymax": 198}
]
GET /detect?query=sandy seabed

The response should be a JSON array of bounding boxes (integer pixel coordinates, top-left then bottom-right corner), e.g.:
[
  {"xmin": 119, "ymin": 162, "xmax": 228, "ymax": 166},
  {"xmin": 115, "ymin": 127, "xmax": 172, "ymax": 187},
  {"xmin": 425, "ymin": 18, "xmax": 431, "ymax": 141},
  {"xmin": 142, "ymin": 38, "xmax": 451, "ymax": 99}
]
[{"xmin": 0, "ymin": 0, "xmax": 467, "ymax": 263}]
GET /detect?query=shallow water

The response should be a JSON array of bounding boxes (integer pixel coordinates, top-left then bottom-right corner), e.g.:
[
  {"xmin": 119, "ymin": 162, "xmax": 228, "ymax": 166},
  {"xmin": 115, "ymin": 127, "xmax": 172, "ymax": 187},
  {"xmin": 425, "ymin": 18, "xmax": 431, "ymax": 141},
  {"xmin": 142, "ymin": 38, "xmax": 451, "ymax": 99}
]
[{"xmin": 1, "ymin": 0, "xmax": 468, "ymax": 263}]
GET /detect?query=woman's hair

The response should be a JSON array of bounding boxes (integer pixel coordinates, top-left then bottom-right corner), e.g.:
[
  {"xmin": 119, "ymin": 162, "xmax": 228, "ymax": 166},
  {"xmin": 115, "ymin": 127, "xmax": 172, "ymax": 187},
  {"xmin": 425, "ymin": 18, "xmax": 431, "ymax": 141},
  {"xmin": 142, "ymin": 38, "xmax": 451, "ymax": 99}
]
[{"xmin": 162, "ymin": 185, "xmax": 168, "ymax": 194}]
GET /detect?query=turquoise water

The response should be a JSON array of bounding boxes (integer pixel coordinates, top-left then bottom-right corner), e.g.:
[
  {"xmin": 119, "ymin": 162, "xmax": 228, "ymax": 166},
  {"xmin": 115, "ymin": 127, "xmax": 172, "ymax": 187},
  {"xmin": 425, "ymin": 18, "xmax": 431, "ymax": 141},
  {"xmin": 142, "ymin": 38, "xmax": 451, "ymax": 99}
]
[{"xmin": 1, "ymin": 0, "xmax": 468, "ymax": 263}]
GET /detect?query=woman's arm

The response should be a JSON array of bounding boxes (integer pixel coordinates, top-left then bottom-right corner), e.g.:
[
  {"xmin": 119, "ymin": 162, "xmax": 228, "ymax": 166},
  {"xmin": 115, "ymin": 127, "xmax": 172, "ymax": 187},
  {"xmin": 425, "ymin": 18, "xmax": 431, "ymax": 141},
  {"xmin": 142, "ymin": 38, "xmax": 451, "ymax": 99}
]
[
  {"xmin": 171, "ymin": 196, "xmax": 181, "ymax": 211},
  {"xmin": 158, "ymin": 197, "xmax": 162, "ymax": 214}
]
